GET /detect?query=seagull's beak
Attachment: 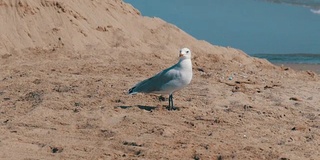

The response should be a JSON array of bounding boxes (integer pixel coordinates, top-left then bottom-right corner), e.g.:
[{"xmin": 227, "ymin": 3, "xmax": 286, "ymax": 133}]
[{"xmin": 179, "ymin": 53, "xmax": 184, "ymax": 57}]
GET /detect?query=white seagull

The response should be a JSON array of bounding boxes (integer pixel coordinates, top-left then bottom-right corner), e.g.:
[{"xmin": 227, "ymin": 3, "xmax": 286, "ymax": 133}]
[{"xmin": 128, "ymin": 48, "xmax": 193, "ymax": 110}]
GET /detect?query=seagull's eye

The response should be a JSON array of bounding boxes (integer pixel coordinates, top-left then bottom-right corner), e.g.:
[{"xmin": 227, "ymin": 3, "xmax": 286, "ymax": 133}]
[{"xmin": 186, "ymin": 51, "xmax": 189, "ymax": 53}]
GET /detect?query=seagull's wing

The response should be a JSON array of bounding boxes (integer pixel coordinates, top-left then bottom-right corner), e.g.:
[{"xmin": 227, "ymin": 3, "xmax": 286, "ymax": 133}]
[{"xmin": 128, "ymin": 65, "xmax": 180, "ymax": 94}]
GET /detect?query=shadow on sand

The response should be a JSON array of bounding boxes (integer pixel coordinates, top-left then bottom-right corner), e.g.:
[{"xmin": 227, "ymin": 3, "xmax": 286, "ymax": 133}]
[
  {"xmin": 115, "ymin": 105, "xmax": 157, "ymax": 111},
  {"xmin": 115, "ymin": 105, "xmax": 180, "ymax": 111}
]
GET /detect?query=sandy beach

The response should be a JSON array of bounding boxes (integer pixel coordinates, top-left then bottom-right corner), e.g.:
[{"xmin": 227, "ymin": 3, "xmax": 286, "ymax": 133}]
[
  {"xmin": 0, "ymin": 0, "xmax": 319, "ymax": 160},
  {"xmin": 276, "ymin": 63, "xmax": 320, "ymax": 74}
]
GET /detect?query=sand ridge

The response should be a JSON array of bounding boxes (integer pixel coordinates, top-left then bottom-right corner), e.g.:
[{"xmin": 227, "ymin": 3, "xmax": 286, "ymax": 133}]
[{"xmin": 0, "ymin": 0, "xmax": 320, "ymax": 159}]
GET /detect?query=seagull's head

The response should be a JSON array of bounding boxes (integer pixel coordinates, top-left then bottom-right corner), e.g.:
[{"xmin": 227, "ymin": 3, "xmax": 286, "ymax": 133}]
[{"xmin": 179, "ymin": 48, "xmax": 191, "ymax": 59}]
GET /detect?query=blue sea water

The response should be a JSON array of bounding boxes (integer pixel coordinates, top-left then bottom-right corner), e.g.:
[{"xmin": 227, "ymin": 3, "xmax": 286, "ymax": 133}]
[
  {"xmin": 252, "ymin": 53, "xmax": 320, "ymax": 64},
  {"xmin": 125, "ymin": 0, "xmax": 320, "ymax": 64}
]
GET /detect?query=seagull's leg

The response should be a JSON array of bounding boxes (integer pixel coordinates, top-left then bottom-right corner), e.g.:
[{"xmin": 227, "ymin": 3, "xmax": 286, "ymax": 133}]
[
  {"xmin": 168, "ymin": 94, "xmax": 172, "ymax": 110},
  {"xmin": 169, "ymin": 94, "xmax": 175, "ymax": 110}
]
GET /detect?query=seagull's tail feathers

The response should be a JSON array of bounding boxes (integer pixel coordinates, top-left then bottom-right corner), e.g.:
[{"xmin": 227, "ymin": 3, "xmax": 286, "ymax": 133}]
[
  {"xmin": 128, "ymin": 77, "xmax": 156, "ymax": 95},
  {"xmin": 128, "ymin": 86, "xmax": 138, "ymax": 95}
]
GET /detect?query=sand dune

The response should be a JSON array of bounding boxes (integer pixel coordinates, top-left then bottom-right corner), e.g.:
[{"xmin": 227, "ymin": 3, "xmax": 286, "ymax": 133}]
[{"xmin": 0, "ymin": 0, "xmax": 319, "ymax": 159}]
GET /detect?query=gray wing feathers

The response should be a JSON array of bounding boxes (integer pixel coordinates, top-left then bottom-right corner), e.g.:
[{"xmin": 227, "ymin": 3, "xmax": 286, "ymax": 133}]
[{"xmin": 128, "ymin": 67, "xmax": 178, "ymax": 94}]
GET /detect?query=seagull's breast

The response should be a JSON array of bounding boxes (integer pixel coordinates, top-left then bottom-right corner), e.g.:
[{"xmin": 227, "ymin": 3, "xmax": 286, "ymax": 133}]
[
  {"xmin": 180, "ymin": 69, "xmax": 192, "ymax": 85},
  {"xmin": 167, "ymin": 58, "xmax": 193, "ymax": 91},
  {"xmin": 178, "ymin": 59, "xmax": 193, "ymax": 85}
]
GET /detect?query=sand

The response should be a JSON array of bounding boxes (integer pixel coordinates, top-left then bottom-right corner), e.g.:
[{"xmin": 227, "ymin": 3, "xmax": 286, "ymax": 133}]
[
  {"xmin": 0, "ymin": 0, "xmax": 319, "ymax": 159},
  {"xmin": 276, "ymin": 63, "xmax": 320, "ymax": 74}
]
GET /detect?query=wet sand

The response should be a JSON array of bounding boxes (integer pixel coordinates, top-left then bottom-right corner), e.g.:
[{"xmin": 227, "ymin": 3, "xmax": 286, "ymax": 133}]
[{"xmin": 275, "ymin": 63, "xmax": 320, "ymax": 74}]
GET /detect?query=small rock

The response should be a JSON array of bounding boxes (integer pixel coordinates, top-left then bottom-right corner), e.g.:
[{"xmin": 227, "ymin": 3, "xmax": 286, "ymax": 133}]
[
  {"xmin": 158, "ymin": 95, "xmax": 166, "ymax": 101},
  {"xmin": 289, "ymin": 97, "xmax": 301, "ymax": 101},
  {"xmin": 193, "ymin": 153, "xmax": 201, "ymax": 160},
  {"xmin": 50, "ymin": 146, "xmax": 63, "ymax": 153},
  {"xmin": 197, "ymin": 68, "xmax": 205, "ymax": 72},
  {"xmin": 123, "ymin": 141, "xmax": 142, "ymax": 147}
]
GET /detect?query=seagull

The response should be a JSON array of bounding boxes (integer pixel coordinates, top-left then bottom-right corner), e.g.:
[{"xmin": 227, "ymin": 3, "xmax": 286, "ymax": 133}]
[{"xmin": 128, "ymin": 48, "xmax": 193, "ymax": 110}]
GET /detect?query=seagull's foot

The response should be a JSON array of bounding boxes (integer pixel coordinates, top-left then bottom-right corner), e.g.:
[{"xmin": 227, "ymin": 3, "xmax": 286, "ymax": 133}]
[{"xmin": 166, "ymin": 105, "xmax": 179, "ymax": 111}]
